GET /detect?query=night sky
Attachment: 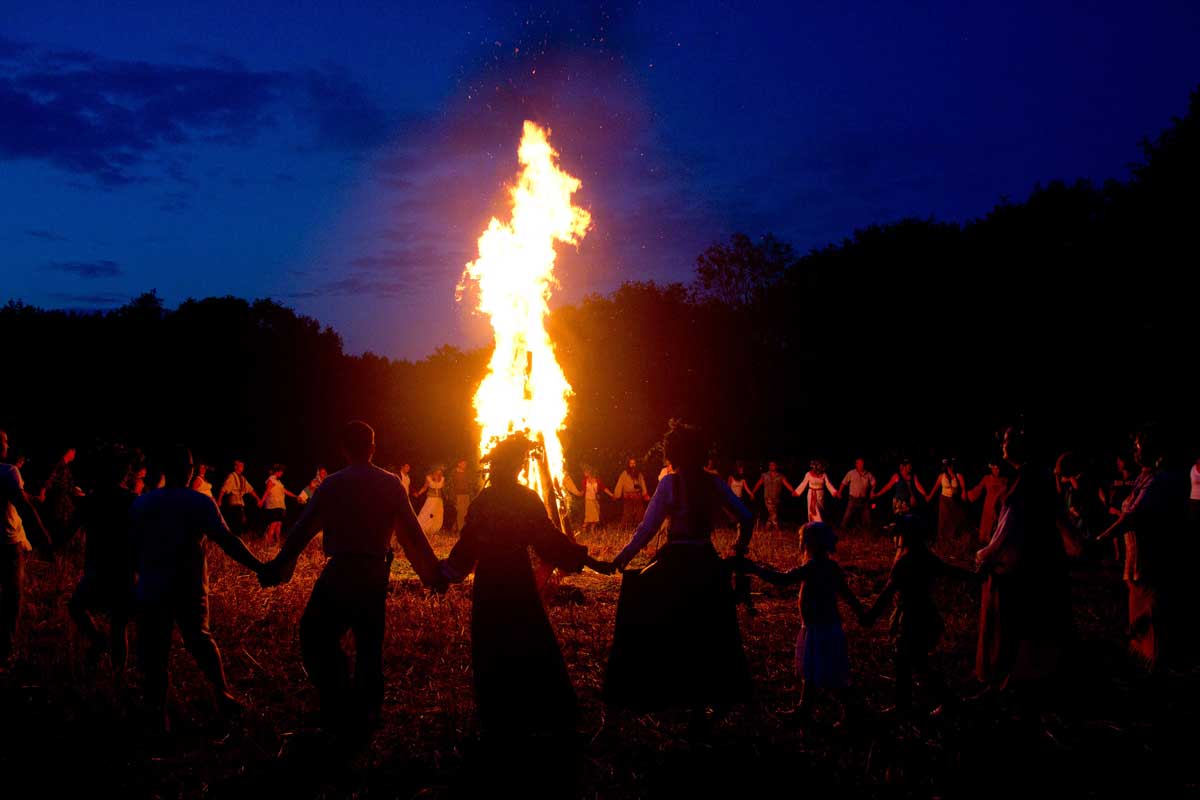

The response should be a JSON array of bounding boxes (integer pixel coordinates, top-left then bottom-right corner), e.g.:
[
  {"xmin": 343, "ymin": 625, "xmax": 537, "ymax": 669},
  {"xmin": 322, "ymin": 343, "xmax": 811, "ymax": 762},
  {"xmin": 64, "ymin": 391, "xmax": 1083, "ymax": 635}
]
[{"xmin": 4, "ymin": 1, "xmax": 1198, "ymax": 359}]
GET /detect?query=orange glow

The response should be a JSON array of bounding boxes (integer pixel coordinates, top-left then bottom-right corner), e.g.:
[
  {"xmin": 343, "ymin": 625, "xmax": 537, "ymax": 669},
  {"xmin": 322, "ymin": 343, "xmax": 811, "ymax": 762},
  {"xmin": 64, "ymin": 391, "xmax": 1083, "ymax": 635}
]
[{"xmin": 458, "ymin": 121, "xmax": 591, "ymax": 495}]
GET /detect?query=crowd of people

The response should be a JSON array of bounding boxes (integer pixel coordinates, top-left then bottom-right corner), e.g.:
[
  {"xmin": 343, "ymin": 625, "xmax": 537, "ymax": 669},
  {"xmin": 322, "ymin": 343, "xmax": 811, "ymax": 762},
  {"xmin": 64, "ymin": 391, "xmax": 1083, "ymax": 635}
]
[{"xmin": 1, "ymin": 420, "xmax": 1198, "ymax": 787}]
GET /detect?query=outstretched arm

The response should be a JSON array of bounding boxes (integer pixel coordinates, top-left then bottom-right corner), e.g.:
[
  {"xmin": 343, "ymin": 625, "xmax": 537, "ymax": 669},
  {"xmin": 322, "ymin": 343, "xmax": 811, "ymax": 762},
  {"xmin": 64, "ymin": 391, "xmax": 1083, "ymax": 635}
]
[
  {"xmin": 206, "ymin": 504, "xmax": 264, "ymax": 573},
  {"xmin": 862, "ymin": 577, "xmax": 898, "ymax": 626},
  {"xmin": 837, "ymin": 569, "xmax": 867, "ymax": 623},
  {"xmin": 873, "ymin": 474, "xmax": 898, "ymax": 499},
  {"xmin": 394, "ymin": 491, "xmax": 445, "ymax": 590},
  {"xmin": 745, "ymin": 560, "xmax": 805, "ymax": 586},
  {"xmin": 612, "ymin": 482, "xmax": 672, "ymax": 569},
  {"xmin": 274, "ymin": 493, "xmax": 324, "ymax": 566},
  {"xmin": 12, "ymin": 491, "xmax": 52, "ymax": 552}
]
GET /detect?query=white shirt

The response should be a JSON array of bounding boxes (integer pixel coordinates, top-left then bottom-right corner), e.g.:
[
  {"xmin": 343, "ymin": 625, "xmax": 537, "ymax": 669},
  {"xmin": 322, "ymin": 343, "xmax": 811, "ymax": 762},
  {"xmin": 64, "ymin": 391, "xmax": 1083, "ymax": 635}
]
[
  {"xmin": 221, "ymin": 472, "xmax": 251, "ymax": 505},
  {"xmin": 1, "ymin": 464, "xmax": 30, "ymax": 548},
  {"xmin": 263, "ymin": 476, "xmax": 287, "ymax": 509}
]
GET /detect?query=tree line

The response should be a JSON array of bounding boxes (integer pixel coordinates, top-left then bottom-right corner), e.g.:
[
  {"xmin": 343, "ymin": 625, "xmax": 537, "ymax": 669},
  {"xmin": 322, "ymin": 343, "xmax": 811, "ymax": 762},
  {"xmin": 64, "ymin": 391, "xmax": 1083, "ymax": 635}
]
[{"xmin": 3, "ymin": 88, "xmax": 1197, "ymax": 488}]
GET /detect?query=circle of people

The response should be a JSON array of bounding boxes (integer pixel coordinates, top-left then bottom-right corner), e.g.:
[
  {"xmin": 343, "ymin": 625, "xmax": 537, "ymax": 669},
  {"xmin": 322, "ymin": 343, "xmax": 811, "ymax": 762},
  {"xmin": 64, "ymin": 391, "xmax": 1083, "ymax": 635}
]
[{"xmin": 0, "ymin": 421, "xmax": 1196, "ymax": 748}]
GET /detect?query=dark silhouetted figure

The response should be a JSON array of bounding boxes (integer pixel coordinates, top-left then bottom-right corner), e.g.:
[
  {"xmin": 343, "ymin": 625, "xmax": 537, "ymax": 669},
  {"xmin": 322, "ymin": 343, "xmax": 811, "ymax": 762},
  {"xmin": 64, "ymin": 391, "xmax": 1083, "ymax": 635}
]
[
  {"xmin": 131, "ymin": 445, "xmax": 264, "ymax": 731},
  {"xmin": 1096, "ymin": 426, "xmax": 1190, "ymax": 673},
  {"xmin": 66, "ymin": 448, "xmax": 137, "ymax": 681},
  {"xmin": 974, "ymin": 426, "xmax": 1071, "ymax": 696},
  {"xmin": 261, "ymin": 421, "xmax": 446, "ymax": 746},
  {"xmin": 864, "ymin": 515, "xmax": 976, "ymax": 713},
  {"xmin": 741, "ymin": 522, "xmax": 866, "ymax": 721},
  {"xmin": 606, "ymin": 423, "xmax": 754, "ymax": 734},
  {"xmin": 442, "ymin": 435, "xmax": 610, "ymax": 737},
  {"xmin": 0, "ymin": 429, "xmax": 52, "ymax": 665},
  {"xmin": 41, "ymin": 446, "xmax": 81, "ymax": 545}
]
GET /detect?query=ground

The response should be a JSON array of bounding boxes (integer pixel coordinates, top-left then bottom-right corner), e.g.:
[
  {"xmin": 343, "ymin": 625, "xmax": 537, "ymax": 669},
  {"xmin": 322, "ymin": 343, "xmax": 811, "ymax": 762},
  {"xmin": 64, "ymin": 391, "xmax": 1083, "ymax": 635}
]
[{"xmin": 1, "ymin": 523, "xmax": 1196, "ymax": 798}]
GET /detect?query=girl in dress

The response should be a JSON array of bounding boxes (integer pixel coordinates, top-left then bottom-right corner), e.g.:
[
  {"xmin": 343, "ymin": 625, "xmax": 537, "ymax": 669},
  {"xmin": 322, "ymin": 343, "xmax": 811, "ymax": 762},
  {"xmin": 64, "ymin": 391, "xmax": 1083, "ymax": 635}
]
[
  {"xmin": 727, "ymin": 462, "xmax": 754, "ymax": 503},
  {"xmin": 741, "ymin": 522, "xmax": 866, "ymax": 721},
  {"xmin": 794, "ymin": 460, "xmax": 839, "ymax": 523},
  {"xmin": 259, "ymin": 464, "xmax": 297, "ymax": 545},
  {"xmin": 924, "ymin": 458, "xmax": 968, "ymax": 544},
  {"xmin": 414, "ymin": 466, "xmax": 446, "ymax": 536},
  {"xmin": 571, "ymin": 466, "xmax": 609, "ymax": 532},
  {"xmin": 190, "ymin": 463, "xmax": 214, "ymax": 500}
]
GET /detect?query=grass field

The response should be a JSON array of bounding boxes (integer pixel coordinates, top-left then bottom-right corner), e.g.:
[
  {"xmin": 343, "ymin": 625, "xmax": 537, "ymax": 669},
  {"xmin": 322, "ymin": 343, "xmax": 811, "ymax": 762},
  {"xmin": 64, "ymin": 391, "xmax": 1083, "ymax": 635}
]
[{"xmin": 1, "ymin": 521, "xmax": 1196, "ymax": 798}]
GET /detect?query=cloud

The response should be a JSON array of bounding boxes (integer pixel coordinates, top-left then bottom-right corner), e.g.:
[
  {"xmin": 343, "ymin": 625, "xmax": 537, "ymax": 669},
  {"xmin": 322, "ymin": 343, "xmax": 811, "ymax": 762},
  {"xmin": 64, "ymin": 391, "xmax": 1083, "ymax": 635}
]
[
  {"xmin": 0, "ymin": 40, "xmax": 394, "ymax": 185},
  {"xmin": 49, "ymin": 291, "xmax": 127, "ymax": 307},
  {"xmin": 44, "ymin": 259, "xmax": 123, "ymax": 278},
  {"xmin": 25, "ymin": 228, "xmax": 68, "ymax": 242}
]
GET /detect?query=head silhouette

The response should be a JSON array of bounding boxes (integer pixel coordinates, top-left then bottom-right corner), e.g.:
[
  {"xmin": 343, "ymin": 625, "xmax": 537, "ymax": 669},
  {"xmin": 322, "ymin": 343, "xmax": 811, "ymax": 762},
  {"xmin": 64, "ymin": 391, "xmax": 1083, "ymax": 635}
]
[
  {"xmin": 162, "ymin": 445, "xmax": 194, "ymax": 488},
  {"xmin": 484, "ymin": 434, "xmax": 532, "ymax": 484},
  {"xmin": 342, "ymin": 420, "xmax": 376, "ymax": 464}
]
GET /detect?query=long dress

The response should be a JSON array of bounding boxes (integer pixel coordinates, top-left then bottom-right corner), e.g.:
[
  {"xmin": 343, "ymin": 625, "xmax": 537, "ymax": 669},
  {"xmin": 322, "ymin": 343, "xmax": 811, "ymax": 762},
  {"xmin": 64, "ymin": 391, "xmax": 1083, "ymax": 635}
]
[
  {"xmin": 583, "ymin": 477, "xmax": 602, "ymax": 524},
  {"xmin": 605, "ymin": 472, "xmax": 754, "ymax": 711},
  {"xmin": 442, "ymin": 482, "xmax": 588, "ymax": 735},
  {"xmin": 935, "ymin": 473, "xmax": 966, "ymax": 543},
  {"xmin": 968, "ymin": 474, "xmax": 1008, "ymax": 543},
  {"xmin": 418, "ymin": 475, "xmax": 444, "ymax": 535},
  {"xmin": 975, "ymin": 464, "xmax": 1071, "ymax": 688},
  {"xmin": 1118, "ymin": 468, "xmax": 1189, "ymax": 671},
  {"xmin": 798, "ymin": 471, "xmax": 834, "ymax": 523}
]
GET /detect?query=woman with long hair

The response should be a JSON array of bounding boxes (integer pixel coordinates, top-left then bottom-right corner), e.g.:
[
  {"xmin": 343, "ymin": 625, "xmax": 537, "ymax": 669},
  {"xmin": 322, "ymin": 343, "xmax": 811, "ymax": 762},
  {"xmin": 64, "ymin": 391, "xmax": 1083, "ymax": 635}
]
[
  {"xmin": 605, "ymin": 423, "xmax": 755, "ymax": 735},
  {"xmin": 924, "ymin": 458, "xmax": 968, "ymax": 544}
]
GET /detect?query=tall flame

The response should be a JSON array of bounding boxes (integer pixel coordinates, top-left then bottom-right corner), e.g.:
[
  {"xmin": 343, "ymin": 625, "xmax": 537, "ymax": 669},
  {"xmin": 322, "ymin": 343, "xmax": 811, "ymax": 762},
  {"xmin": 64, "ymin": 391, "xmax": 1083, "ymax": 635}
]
[{"xmin": 458, "ymin": 121, "xmax": 591, "ymax": 494}]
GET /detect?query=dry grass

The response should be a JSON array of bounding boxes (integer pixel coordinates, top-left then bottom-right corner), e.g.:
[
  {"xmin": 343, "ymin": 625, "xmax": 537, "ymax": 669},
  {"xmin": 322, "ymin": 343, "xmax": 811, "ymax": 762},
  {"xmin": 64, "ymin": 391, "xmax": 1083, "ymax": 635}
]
[{"xmin": 1, "ymin": 523, "xmax": 1196, "ymax": 798}]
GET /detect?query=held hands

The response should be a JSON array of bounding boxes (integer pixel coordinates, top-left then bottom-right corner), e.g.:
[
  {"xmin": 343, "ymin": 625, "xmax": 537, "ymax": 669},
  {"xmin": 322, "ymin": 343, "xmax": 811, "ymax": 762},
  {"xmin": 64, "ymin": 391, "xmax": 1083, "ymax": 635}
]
[
  {"xmin": 257, "ymin": 556, "xmax": 296, "ymax": 588},
  {"xmin": 585, "ymin": 556, "xmax": 617, "ymax": 575}
]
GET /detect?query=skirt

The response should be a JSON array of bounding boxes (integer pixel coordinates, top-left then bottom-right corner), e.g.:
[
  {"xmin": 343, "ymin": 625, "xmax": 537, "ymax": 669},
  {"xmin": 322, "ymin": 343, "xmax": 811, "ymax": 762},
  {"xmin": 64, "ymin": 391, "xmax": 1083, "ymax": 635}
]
[
  {"xmin": 604, "ymin": 544, "xmax": 751, "ymax": 711},
  {"xmin": 584, "ymin": 497, "xmax": 600, "ymax": 524},
  {"xmin": 936, "ymin": 495, "xmax": 965, "ymax": 542},
  {"xmin": 419, "ymin": 497, "xmax": 443, "ymax": 536},
  {"xmin": 262, "ymin": 507, "xmax": 285, "ymax": 524},
  {"xmin": 795, "ymin": 621, "xmax": 851, "ymax": 688}
]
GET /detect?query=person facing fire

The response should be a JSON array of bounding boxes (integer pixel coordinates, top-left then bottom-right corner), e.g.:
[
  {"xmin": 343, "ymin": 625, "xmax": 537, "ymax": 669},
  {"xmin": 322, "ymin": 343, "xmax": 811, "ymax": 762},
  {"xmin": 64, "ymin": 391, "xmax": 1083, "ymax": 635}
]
[
  {"xmin": 613, "ymin": 458, "xmax": 650, "ymax": 526},
  {"xmin": 260, "ymin": 421, "xmax": 446, "ymax": 748}
]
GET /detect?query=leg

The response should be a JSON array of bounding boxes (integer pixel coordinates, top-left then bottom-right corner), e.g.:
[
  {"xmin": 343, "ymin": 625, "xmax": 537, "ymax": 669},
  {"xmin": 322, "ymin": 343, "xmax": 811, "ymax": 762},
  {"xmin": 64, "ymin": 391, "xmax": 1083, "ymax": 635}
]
[
  {"xmin": 301, "ymin": 563, "xmax": 354, "ymax": 730},
  {"xmin": 0, "ymin": 544, "xmax": 24, "ymax": 661},
  {"xmin": 348, "ymin": 560, "xmax": 390, "ymax": 731},
  {"xmin": 138, "ymin": 602, "xmax": 176, "ymax": 726},
  {"xmin": 176, "ymin": 591, "xmax": 237, "ymax": 708}
]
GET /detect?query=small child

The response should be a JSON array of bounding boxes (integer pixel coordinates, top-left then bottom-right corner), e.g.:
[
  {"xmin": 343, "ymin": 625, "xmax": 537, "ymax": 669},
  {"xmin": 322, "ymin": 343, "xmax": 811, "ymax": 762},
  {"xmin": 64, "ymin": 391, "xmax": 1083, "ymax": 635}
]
[
  {"xmin": 863, "ymin": 514, "xmax": 977, "ymax": 713},
  {"xmin": 742, "ymin": 521, "xmax": 865, "ymax": 720}
]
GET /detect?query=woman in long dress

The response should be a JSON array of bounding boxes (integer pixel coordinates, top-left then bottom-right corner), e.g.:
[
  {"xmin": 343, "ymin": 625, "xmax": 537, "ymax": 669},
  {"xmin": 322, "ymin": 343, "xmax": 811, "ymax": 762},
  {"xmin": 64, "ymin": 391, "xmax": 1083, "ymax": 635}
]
[
  {"xmin": 967, "ymin": 462, "xmax": 1008, "ymax": 543},
  {"xmin": 605, "ymin": 423, "xmax": 755, "ymax": 728},
  {"xmin": 925, "ymin": 458, "xmax": 968, "ymax": 544},
  {"xmin": 975, "ymin": 427, "xmax": 1071, "ymax": 691},
  {"xmin": 1096, "ymin": 428, "xmax": 1189, "ymax": 672},
  {"xmin": 794, "ymin": 460, "xmax": 839, "ymax": 523},
  {"xmin": 414, "ymin": 466, "xmax": 446, "ymax": 536},
  {"xmin": 440, "ymin": 435, "xmax": 610, "ymax": 741}
]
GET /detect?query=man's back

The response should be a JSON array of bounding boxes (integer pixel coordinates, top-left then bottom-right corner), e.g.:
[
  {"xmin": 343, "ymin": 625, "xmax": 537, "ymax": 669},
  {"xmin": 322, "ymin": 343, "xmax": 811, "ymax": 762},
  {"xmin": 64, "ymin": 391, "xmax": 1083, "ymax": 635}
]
[
  {"xmin": 307, "ymin": 463, "xmax": 409, "ymax": 556},
  {"xmin": 132, "ymin": 487, "xmax": 226, "ymax": 601}
]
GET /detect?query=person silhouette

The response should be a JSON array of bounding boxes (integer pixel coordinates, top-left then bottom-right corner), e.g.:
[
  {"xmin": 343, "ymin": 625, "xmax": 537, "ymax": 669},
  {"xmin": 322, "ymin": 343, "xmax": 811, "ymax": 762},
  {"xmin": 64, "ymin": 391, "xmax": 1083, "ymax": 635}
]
[
  {"xmin": 259, "ymin": 420, "xmax": 446, "ymax": 747},
  {"xmin": 131, "ymin": 445, "xmax": 265, "ymax": 731},
  {"xmin": 441, "ymin": 435, "xmax": 611, "ymax": 739}
]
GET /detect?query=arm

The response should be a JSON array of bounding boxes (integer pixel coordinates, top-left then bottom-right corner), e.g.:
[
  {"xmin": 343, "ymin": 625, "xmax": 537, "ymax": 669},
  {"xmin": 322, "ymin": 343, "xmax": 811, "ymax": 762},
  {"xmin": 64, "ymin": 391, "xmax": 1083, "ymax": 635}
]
[
  {"xmin": 393, "ymin": 490, "xmax": 446, "ymax": 590},
  {"xmin": 862, "ymin": 577, "xmax": 897, "ymax": 626},
  {"xmin": 612, "ymin": 480, "xmax": 672, "ymax": 570},
  {"xmin": 12, "ymin": 490, "xmax": 52, "ymax": 552},
  {"xmin": 782, "ymin": 475, "xmax": 797, "ymax": 494},
  {"xmin": 206, "ymin": 505, "xmax": 264, "ymax": 573},
  {"xmin": 825, "ymin": 475, "xmax": 839, "ymax": 499},
  {"xmin": 967, "ymin": 478, "xmax": 987, "ymax": 503},
  {"xmin": 273, "ymin": 493, "xmax": 324, "ymax": 567},
  {"xmin": 873, "ymin": 474, "xmax": 897, "ymax": 499},
  {"xmin": 918, "ymin": 475, "xmax": 935, "ymax": 503},
  {"xmin": 746, "ymin": 561, "xmax": 805, "ymax": 586},
  {"xmin": 793, "ymin": 474, "xmax": 810, "ymax": 497},
  {"xmin": 751, "ymin": 476, "xmax": 764, "ymax": 494},
  {"xmin": 717, "ymin": 479, "xmax": 756, "ymax": 554},
  {"xmin": 837, "ymin": 569, "xmax": 867, "ymax": 623}
]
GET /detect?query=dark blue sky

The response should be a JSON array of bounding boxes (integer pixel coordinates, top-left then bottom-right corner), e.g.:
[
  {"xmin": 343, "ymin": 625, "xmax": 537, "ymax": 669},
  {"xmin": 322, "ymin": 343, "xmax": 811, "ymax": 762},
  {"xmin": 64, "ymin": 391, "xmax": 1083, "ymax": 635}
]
[{"xmin": 4, "ymin": 1, "xmax": 1198, "ymax": 359}]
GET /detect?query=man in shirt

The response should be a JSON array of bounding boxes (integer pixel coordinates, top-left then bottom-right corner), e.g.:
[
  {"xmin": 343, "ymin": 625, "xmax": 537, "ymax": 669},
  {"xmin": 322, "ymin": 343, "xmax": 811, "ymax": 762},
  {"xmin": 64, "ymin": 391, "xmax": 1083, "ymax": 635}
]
[
  {"xmin": 131, "ymin": 445, "xmax": 265, "ymax": 730},
  {"xmin": 217, "ymin": 459, "xmax": 259, "ymax": 537},
  {"xmin": 260, "ymin": 421, "xmax": 447, "ymax": 744},
  {"xmin": 839, "ymin": 458, "xmax": 878, "ymax": 534},
  {"xmin": 449, "ymin": 459, "xmax": 474, "ymax": 534},
  {"xmin": 752, "ymin": 461, "xmax": 796, "ymax": 531},
  {"xmin": 0, "ymin": 430, "xmax": 52, "ymax": 664},
  {"xmin": 612, "ymin": 458, "xmax": 651, "ymax": 526}
]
